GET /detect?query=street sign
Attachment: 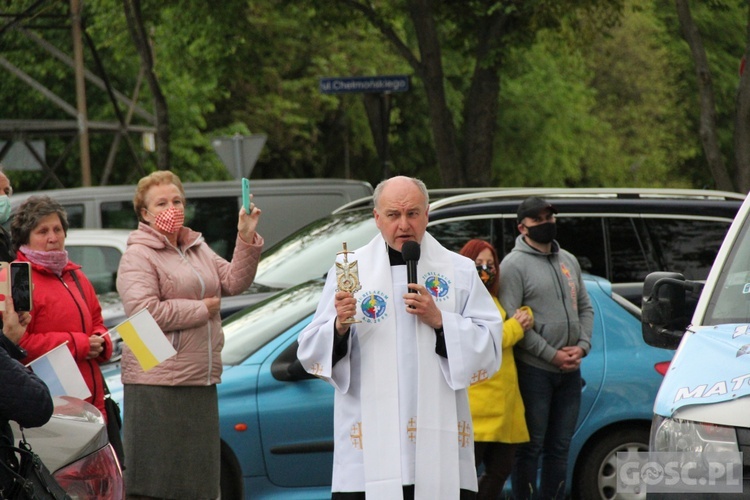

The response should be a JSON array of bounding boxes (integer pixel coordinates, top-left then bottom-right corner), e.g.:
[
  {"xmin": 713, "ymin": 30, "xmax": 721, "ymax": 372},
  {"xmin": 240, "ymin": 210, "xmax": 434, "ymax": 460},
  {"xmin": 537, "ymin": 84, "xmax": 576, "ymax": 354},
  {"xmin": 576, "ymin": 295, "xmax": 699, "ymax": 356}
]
[
  {"xmin": 319, "ymin": 75, "xmax": 409, "ymax": 95},
  {"xmin": 0, "ymin": 141, "xmax": 45, "ymax": 171},
  {"xmin": 211, "ymin": 134, "xmax": 267, "ymax": 179}
]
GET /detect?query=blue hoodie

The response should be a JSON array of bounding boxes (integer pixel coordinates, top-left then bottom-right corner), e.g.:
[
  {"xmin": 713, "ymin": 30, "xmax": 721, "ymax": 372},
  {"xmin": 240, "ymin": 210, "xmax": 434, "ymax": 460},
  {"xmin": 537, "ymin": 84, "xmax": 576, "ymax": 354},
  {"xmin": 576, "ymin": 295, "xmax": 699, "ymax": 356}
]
[{"xmin": 499, "ymin": 234, "xmax": 594, "ymax": 372}]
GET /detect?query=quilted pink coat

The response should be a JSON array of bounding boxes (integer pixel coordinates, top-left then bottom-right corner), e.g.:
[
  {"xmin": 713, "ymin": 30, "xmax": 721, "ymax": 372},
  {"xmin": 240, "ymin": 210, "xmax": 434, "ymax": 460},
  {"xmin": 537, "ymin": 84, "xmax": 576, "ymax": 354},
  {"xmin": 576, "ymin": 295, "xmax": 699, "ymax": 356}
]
[{"xmin": 116, "ymin": 222, "xmax": 263, "ymax": 386}]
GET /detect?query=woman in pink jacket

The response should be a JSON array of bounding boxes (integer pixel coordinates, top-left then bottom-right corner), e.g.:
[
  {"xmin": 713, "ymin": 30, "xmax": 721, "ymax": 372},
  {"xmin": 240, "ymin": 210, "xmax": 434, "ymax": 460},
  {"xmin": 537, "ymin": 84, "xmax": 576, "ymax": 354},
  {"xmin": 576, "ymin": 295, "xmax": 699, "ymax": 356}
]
[{"xmin": 116, "ymin": 171, "xmax": 263, "ymax": 499}]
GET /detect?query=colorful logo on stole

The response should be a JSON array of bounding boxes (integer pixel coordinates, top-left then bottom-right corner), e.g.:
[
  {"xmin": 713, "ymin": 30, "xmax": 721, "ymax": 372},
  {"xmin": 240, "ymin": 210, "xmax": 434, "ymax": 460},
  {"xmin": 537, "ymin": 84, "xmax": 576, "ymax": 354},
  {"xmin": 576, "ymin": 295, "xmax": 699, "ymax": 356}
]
[
  {"xmin": 360, "ymin": 292, "xmax": 388, "ymax": 323},
  {"xmin": 424, "ymin": 273, "xmax": 450, "ymax": 301}
]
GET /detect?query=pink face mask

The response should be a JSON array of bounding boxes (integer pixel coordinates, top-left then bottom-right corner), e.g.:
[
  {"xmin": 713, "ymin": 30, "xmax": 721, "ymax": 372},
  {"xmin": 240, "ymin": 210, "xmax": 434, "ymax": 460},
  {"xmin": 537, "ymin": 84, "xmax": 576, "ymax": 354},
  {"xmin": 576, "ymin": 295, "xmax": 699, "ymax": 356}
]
[{"xmin": 148, "ymin": 207, "xmax": 185, "ymax": 234}]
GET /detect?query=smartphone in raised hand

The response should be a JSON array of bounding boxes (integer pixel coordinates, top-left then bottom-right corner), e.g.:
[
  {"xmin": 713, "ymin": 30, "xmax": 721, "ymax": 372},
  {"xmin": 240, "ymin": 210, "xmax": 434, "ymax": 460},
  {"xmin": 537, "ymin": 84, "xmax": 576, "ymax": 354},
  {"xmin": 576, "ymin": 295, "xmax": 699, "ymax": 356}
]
[
  {"xmin": 242, "ymin": 178, "xmax": 251, "ymax": 213},
  {"xmin": 0, "ymin": 262, "xmax": 8, "ymax": 312},
  {"xmin": 10, "ymin": 261, "xmax": 32, "ymax": 311}
]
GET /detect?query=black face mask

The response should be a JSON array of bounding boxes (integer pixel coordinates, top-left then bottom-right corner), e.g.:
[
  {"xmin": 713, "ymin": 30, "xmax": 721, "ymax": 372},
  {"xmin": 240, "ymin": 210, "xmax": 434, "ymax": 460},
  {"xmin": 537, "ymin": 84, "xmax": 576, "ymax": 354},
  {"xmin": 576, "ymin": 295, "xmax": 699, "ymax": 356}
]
[{"xmin": 525, "ymin": 222, "xmax": 557, "ymax": 244}]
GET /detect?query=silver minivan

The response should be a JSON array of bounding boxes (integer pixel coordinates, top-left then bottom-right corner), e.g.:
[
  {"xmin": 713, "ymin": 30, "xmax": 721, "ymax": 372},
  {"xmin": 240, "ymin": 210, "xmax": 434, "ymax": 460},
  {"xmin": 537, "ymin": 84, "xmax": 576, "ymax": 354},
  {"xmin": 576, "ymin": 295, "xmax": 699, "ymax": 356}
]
[{"xmin": 10, "ymin": 178, "xmax": 373, "ymax": 256}]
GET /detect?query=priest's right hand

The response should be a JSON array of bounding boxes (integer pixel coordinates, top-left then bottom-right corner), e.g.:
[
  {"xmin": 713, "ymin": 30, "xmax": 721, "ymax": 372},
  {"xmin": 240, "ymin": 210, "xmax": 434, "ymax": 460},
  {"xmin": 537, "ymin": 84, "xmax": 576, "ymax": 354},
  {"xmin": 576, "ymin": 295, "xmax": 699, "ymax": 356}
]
[{"xmin": 334, "ymin": 291, "xmax": 356, "ymax": 336}]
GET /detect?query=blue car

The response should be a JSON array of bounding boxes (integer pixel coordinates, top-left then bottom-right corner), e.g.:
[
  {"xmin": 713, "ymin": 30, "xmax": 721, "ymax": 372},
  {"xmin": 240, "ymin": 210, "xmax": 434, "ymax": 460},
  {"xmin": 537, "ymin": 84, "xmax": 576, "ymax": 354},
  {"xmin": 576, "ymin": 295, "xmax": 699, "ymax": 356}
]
[{"xmin": 104, "ymin": 275, "xmax": 672, "ymax": 499}]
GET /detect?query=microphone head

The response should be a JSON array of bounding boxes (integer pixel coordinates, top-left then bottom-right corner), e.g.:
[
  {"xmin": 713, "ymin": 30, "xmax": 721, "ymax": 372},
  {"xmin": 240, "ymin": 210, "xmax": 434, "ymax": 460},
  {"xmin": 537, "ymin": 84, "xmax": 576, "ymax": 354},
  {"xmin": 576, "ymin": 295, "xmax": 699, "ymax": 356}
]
[{"xmin": 401, "ymin": 240, "xmax": 421, "ymax": 262}]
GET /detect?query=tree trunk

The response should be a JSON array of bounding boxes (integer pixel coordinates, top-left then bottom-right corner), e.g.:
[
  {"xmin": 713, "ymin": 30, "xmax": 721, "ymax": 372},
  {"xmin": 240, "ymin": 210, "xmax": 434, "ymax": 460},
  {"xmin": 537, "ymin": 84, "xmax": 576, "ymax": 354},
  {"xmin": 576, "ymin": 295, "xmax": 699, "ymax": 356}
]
[
  {"xmin": 123, "ymin": 0, "xmax": 170, "ymax": 170},
  {"xmin": 407, "ymin": 0, "xmax": 462, "ymax": 187},
  {"xmin": 675, "ymin": 0, "xmax": 735, "ymax": 191},
  {"xmin": 337, "ymin": 0, "xmax": 463, "ymax": 186},
  {"xmin": 461, "ymin": 13, "xmax": 507, "ymax": 188},
  {"xmin": 734, "ymin": 0, "xmax": 750, "ymax": 194},
  {"xmin": 462, "ymin": 68, "xmax": 500, "ymax": 188}
]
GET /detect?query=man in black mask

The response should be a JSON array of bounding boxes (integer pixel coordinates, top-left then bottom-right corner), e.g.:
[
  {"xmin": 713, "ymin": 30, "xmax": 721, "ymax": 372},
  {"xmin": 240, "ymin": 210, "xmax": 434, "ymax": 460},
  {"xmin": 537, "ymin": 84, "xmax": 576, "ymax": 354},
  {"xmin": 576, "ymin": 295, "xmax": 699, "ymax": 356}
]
[{"xmin": 498, "ymin": 196, "xmax": 594, "ymax": 500}]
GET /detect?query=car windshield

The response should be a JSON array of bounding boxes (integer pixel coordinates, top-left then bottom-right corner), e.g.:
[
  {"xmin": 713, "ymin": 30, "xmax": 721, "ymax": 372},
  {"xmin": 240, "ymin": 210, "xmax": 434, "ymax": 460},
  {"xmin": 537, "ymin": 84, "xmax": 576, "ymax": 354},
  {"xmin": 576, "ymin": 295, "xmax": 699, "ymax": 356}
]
[
  {"xmin": 704, "ymin": 215, "xmax": 750, "ymax": 325},
  {"xmin": 221, "ymin": 280, "xmax": 325, "ymax": 365},
  {"xmin": 254, "ymin": 210, "xmax": 377, "ymax": 288}
]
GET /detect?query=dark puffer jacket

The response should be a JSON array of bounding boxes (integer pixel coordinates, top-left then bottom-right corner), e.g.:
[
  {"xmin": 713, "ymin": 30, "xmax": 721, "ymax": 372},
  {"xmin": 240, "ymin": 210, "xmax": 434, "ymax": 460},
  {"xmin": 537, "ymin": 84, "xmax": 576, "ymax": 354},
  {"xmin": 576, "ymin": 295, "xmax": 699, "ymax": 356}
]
[{"xmin": 0, "ymin": 334, "xmax": 53, "ymax": 494}]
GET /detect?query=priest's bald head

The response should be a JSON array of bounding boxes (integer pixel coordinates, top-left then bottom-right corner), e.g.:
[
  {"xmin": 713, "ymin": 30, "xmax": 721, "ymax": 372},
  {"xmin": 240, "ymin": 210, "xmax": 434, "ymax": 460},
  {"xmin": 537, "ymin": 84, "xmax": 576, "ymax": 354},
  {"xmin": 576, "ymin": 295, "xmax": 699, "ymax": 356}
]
[{"xmin": 373, "ymin": 176, "xmax": 430, "ymax": 252}]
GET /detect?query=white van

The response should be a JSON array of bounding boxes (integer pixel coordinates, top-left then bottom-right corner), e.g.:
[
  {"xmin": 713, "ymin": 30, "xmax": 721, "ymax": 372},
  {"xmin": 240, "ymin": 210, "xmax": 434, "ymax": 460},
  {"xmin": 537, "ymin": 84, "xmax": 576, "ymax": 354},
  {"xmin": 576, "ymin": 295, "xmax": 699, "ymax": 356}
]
[
  {"xmin": 9, "ymin": 178, "xmax": 373, "ymax": 257},
  {"xmin": 641, "ymin": 191, "xmax": 750, "ymax": 496}
]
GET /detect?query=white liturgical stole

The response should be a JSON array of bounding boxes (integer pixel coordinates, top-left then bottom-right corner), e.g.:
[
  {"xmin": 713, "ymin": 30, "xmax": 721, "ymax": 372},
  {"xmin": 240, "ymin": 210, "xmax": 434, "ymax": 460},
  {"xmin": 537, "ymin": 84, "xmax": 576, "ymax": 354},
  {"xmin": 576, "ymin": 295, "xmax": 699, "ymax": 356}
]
[{"xmin": 353, "ymin": 233, "xmax": 460, "ymax": 500}]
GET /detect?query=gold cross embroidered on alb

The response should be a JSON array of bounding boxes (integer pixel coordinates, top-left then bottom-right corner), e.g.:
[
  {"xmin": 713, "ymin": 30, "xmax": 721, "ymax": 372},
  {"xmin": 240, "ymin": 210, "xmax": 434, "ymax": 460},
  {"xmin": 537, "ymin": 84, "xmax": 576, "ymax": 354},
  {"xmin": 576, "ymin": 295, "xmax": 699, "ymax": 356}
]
[
  {"xmin": 470, "ymin": 369, "xmax": 488, "ymax": 385},
  {"xmin": 457, "ymin": 421, "xmax": 472, "ymax": 448},
  {"xmin": 407, "ymin": 417, "xmax": 417, "ymax": 443},
  {"xmin": 350, "ymin": 422, "xmax": 363, "ymax": 449}
]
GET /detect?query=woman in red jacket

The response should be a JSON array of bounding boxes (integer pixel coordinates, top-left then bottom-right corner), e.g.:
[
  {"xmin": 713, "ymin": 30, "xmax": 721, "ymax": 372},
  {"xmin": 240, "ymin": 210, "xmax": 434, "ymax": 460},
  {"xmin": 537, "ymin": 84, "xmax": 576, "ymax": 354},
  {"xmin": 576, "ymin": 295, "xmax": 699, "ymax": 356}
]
[{"xmin": 11, "ymin": 195, "xmax": 113, "ymax": 418}]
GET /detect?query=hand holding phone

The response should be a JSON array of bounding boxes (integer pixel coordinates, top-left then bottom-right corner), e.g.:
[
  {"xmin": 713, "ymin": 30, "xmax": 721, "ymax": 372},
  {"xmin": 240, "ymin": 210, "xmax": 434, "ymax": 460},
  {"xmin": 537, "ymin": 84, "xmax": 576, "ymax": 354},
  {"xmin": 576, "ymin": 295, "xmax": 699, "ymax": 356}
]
[{"xmin": 242, "ymin": 178, "xmax": 251, "ymax": 213}]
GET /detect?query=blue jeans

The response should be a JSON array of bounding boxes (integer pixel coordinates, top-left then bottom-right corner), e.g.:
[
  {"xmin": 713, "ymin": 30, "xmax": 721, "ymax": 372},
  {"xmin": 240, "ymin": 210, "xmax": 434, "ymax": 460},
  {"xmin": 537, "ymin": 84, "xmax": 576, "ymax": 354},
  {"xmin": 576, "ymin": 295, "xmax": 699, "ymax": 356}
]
[{"xmin": 511, "ymin": 361, "xmax": 581, "ymax": 500}]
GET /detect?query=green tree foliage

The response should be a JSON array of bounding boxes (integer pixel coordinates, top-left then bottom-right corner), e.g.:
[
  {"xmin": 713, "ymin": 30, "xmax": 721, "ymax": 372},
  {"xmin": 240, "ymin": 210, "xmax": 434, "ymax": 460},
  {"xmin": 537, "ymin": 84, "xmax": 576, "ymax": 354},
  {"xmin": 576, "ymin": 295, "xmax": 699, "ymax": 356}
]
[
  {"xmin": 1, "ymin": 0, "xmax": 749, "ymax": 192},
  {"xmin": 203, "ymin": 0, "xmax": 414, "ymax": 184},
  {"xmin": 495, "ymin": 32, "xmax": 610, "ymax": 187},
  {"xmin": 495, "ymin": 0, "xmax": 715, "ymax": 189},
  {"xmin": 653, "ymin": 0, "xmax": 746, "ymax": 190},
  {"xmin": 583, "ymin": 0, "xmax": 697, "ymax": 187},
  {"xmin": 318, "ymin": 0, "xmax": 625, "ymax": 187}
]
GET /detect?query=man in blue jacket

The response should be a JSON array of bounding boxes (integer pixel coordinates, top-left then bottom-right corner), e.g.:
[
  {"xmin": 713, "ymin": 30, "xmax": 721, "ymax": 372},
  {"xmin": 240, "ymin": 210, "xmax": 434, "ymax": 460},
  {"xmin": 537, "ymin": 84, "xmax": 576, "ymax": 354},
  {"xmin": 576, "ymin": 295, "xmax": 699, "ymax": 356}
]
[{"xmin": 499, "ymin": 196, "xmax": 594, "ymax": 500}]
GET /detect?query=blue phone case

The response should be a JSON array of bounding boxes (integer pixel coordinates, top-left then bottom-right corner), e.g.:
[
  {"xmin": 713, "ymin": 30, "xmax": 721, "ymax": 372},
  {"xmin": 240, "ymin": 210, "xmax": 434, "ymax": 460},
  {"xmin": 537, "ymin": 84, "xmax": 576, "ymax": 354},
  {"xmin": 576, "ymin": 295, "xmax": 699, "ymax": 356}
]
[{"xmin": 242, "ymin": 178, "xmax": 250, "ymax": 212}]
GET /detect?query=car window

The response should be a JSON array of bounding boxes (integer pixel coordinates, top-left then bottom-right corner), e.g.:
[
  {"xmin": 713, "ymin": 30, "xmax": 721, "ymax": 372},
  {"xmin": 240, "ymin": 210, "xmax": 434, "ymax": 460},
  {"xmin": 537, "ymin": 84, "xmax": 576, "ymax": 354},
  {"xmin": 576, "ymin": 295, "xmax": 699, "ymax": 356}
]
[
  {"xmin": 222, "ymin": 280, "xmax": 324, "ymax": 365},
  {"xmin": 704, "ymin": 216, "xmax": 750, "ymax": 325},
  {"xmin": 555, "ymin": 217, "xmax": 607, "ymax": 278},
  {"xmin": 62, "ymin": 203, "xmax": 84, "ymax": 228},
  {"xmin": 186, "ymin": 197, "xmax": 239, "ymax": 259},
  {"xmin": 429, "ymin": 218, "xmax": 494, "ymax": 253},
  {"xmin": 67, "ymin": 245, "xmax": 123, "ymax": 294},
  {"xmin": 608, "ymin": 217, "xmax": 656, "ymax": 283},
  {"xmin": 499, "ymin": 217, "xmax": 608, "ymax": 278},
  {"xmin": 254, "ymin": 211, "xmax": 376, "ymax": 288},
  {"xmin": 645, "ymin": 218, "xmax": 731, "ymax": 281},
  {"xmin": 499, "ymin": 219, "xmax": 518, "ymax": 258},
  {"xmin": 101, "ymin": 201, "xmax": 138, "ymax": 229}
]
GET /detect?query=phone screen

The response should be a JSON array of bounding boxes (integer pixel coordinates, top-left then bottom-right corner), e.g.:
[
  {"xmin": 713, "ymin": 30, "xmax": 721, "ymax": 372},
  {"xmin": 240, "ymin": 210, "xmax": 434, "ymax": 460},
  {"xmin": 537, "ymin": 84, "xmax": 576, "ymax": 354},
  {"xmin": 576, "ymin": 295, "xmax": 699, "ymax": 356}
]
[
  {"xmin": 10, "ymin": 263, "xmax": 31, "ymax": 311},
  {"xmin": 242, "ymin": 178, "xmax": 251, "ymax": 213}
]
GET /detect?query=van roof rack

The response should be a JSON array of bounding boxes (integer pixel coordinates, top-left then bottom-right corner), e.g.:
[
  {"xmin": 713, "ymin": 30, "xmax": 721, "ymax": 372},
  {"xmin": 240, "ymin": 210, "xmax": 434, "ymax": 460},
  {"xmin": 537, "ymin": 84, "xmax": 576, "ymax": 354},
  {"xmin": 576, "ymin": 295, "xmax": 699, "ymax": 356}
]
[{"xmin": 428, "ymin": 187, "xmax": 746, "ymax": 211}]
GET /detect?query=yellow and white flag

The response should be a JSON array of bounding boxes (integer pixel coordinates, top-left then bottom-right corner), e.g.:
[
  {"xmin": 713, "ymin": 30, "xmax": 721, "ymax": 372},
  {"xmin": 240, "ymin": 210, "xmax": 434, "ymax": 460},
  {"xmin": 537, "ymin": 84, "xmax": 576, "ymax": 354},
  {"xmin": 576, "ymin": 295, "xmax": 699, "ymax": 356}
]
[
  {"xmin": 113, "ymin": 308, "xmax": 176, "ymax": 371},
  {"xmin": 27, "ymin": 342, "xmax": 91, "ymax": 400}
]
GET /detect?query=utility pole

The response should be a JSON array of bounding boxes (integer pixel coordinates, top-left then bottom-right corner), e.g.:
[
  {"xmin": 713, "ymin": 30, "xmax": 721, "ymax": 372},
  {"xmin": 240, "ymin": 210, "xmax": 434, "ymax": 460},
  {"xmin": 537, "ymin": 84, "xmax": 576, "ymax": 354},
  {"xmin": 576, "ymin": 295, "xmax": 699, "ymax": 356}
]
[{"xmin": 71, "ymin": 0, "xmax": 91, "ymax": 186}]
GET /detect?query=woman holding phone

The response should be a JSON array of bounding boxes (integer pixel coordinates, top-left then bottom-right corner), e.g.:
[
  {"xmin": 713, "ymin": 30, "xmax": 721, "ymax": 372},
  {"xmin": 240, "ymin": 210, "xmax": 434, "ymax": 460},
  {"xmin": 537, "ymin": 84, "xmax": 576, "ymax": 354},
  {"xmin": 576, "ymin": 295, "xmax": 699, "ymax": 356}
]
[
  {"xmin": 116, "ymin": 171, "xmax": 263, "ymax": 499},
  {"xmin": 10, "ymin": 195, "xmax": 113, "ymax": 419}
]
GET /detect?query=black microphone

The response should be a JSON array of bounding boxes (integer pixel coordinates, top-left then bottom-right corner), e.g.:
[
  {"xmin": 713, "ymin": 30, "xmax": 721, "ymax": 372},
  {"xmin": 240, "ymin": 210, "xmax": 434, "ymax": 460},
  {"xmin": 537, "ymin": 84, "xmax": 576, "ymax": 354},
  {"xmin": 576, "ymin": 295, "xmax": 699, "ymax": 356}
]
[{"xmin": 401, "ymin": 240, "xmax": 421, "ymax": 294}]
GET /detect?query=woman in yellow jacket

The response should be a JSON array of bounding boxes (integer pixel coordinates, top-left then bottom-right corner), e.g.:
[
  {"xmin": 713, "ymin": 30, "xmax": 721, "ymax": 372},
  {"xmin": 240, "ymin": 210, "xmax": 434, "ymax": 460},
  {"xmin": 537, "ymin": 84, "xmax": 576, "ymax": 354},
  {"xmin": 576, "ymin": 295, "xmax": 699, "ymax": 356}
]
[{"xmin": 461, "ymin": 239, "xmax": 534, "ymax": 500}]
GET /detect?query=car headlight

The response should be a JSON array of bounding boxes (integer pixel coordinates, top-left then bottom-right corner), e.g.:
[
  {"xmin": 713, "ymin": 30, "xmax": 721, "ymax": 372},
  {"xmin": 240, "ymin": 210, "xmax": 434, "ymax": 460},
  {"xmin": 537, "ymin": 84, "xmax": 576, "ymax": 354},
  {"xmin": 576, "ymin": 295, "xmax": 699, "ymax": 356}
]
[
  {"xmin": 651, "ymin": 414, "xmax": 739, "ymax": 454},
  {"xmin": 647, "ymin": 415, "xmax": 743, "ymax": 490}
]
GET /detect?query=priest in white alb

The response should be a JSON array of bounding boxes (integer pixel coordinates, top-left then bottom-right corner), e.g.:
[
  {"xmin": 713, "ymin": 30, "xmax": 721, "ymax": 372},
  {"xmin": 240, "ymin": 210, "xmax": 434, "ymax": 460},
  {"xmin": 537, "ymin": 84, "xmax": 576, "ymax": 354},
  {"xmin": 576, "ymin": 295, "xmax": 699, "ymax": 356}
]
[{"xmin": 297, "ymin": 176, "xmax": 502, "ymax": 500}]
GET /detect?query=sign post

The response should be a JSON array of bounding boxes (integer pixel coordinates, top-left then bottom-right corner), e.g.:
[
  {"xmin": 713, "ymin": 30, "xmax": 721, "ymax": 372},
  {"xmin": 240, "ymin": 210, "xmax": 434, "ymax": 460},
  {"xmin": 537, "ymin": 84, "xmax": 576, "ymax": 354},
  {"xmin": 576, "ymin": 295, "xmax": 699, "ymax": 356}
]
[
  {"xmin": 211, "ymin": 133, "xmax": 267, "ymax": 179},
  {"xmin": 320, "ymin": 75, "xmax": 410, "ymax": 178}
]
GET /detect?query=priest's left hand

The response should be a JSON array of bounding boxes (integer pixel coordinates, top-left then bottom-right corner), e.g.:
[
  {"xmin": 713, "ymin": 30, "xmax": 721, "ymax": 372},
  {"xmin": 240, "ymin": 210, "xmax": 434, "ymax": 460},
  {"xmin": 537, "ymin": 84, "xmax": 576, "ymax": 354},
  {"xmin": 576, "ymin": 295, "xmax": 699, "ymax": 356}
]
[{"xmin": 404, "ymin": 283, "xmax": 443, "ymax": 330}]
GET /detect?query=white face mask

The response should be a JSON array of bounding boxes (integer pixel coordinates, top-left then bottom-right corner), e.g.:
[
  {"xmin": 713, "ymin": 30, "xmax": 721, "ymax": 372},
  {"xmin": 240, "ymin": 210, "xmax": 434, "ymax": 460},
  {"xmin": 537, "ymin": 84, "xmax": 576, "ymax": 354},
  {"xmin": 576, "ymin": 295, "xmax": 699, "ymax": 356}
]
[{"xmin": 0, "ymin": 195, "xmax": 11, "ymax": 224}]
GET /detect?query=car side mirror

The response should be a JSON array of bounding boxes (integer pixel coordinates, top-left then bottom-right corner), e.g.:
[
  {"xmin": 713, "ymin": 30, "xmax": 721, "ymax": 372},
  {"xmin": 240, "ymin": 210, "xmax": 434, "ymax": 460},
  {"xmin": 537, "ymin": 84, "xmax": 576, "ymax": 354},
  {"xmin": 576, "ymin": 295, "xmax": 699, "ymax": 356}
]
[
  {"xmin": 641, "ymin": 272, "xmax": 702, "ymax": 350},
  {"xmin": 270, "ymin": 341, "xmax": 317, "ymax": 382}
]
